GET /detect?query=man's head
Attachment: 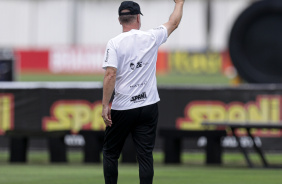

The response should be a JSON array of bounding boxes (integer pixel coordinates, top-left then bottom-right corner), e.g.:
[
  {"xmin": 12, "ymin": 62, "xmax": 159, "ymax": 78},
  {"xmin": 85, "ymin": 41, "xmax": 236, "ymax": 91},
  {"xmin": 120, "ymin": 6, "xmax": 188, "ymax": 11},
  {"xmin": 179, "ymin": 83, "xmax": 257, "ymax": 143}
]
[{"xmin": 118, "ymin": 1, "xmax": 143, "ymax": 30}]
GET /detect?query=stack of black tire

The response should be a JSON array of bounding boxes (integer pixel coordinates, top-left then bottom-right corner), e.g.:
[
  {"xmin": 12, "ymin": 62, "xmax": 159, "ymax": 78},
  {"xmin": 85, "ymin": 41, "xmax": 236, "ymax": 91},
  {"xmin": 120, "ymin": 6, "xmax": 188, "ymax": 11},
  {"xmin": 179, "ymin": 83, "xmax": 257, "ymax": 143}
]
[{"xmin": 229, "ymin": 0, "xmax": 282, "ymax": 83}]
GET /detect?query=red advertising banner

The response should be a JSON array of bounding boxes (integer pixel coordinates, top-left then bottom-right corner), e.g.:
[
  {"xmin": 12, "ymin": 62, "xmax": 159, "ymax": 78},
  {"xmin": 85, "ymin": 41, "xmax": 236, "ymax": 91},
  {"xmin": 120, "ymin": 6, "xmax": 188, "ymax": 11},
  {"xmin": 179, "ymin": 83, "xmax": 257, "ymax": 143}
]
[
  {"xmin": 16, "ymin": 50, "xmax": 49, "ymax": 73},
  {"xmin": 15, "ymin": 48, "xmax": 234, "ymax": 76},
  {"xmin": 16, "ymin": 48, "xmax": 106, "ymax": 74}
]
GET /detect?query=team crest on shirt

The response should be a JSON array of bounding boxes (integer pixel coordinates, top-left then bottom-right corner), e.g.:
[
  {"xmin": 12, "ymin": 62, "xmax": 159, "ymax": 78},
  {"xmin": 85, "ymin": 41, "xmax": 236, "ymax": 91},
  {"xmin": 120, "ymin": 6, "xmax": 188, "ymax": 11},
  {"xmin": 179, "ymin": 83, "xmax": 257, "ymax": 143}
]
[
  {"xmin": 130, "ymin": 63, "xmax": 135, "ymax": 70},
  {"xmin": 130, "ymin": 92, "xmax": 147, "ymax": 103}
]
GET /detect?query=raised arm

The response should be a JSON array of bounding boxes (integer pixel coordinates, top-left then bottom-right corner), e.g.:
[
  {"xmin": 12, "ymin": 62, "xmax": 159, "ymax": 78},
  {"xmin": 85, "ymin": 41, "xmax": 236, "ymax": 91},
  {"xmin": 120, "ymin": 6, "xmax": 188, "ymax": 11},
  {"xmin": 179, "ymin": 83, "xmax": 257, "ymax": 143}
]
[{"xmin": 163, "ymin": 0, "xmax": 185, "ymax": 37}]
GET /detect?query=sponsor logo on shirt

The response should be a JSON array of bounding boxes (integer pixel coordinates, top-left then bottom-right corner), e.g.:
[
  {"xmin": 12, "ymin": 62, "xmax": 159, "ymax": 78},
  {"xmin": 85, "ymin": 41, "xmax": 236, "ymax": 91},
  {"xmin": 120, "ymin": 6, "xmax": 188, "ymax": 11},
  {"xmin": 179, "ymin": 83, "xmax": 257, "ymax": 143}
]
[
  {"xmin": 105, "ymin": 49, "xmax": 110, "ymax": 62},
  {"xmin": 130, "ymin": 81, "xmax": 148, "ymax": 88},
  {"xmin": 130, "ymin": 92, "xmax": 147, "ymax": 103},
  {"xmin": 136, "ymin": 61, "xmax": 142, "ymax": 68},
  {"xmin": 130, "ymin": 61, "xmax": 149, "ymax": 70}
]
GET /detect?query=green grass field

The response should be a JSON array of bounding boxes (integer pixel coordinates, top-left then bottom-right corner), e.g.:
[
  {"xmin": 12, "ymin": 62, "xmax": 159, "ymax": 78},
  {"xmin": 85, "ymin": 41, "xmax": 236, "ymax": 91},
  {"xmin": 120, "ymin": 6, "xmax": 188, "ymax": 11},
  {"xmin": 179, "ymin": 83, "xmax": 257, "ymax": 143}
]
[
  {"xmin": 18, "ymin": 73, "xmax": 231, "ymax": 85},
  {"xmin": 1, "ymin": 151, "xmax": 282, "ymax": 184}
]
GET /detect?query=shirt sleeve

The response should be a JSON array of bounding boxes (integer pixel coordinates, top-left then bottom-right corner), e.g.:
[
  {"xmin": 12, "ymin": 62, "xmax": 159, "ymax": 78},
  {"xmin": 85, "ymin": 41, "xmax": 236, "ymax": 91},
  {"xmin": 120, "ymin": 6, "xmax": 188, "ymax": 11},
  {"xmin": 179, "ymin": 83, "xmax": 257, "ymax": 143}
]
[
  {"xmin": 149, "ymin": 25, "xmax": 168, "ymax": 46},
  {"xmin": 102, "ymin": 40, "xmax": 118, "ymax": 70}
]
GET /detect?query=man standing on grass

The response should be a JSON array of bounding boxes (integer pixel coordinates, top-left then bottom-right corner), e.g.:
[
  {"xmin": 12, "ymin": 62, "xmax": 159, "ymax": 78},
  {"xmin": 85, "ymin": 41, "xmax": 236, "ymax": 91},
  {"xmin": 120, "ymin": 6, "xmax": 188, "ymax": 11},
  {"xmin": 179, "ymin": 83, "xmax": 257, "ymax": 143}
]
[{"xmin": 102, "ymin": 0, "xmax": 185, "ymax": 183}]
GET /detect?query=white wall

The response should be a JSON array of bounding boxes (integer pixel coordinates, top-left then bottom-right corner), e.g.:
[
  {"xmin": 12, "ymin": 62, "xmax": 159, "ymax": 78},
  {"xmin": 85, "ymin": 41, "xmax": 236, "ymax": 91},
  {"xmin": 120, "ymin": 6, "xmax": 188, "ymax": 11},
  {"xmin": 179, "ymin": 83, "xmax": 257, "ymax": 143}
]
[
  {"xmin": 36, "ymin": 0, "xmax": 73, "ymax": 46},
  {"xmin": 210, "ymin": 0, "xmax": 251, "ymax": 51},
  {"xmin": 0, "ymin": 0, "xmax": 30, "ymax": 47},
  {"xmin": 0, "ymin": 0, "xmax": 253, "ymax": 51}
]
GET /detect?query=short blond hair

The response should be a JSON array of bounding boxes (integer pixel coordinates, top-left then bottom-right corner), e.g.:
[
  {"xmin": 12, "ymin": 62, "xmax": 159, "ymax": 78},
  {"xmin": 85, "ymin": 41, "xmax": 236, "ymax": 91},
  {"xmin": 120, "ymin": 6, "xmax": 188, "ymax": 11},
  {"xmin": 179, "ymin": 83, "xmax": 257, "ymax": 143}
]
[{"xmin": 119, "ymin": 15, "xmax": 137, "ymax": 25}]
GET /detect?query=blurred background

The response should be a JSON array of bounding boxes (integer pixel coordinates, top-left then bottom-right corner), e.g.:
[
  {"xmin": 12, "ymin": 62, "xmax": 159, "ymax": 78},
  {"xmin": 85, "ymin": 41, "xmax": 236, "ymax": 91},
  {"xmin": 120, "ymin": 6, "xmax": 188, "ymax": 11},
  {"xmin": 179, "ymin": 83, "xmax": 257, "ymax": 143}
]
[
  {"xmin": 0, "ymin": 0, "xmax": 257, "ymax": 84},
  {"xmin": 2, "ymin": 1, "xmax": 282, "ymax": 183}
]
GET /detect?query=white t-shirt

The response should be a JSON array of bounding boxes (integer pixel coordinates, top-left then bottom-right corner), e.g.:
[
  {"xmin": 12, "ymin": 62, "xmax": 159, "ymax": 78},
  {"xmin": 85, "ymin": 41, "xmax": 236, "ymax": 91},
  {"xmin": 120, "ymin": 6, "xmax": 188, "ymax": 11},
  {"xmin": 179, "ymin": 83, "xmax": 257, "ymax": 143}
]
[{"xmin": 102, "ymin": 25, "xmax": 168, "ymax": 110}]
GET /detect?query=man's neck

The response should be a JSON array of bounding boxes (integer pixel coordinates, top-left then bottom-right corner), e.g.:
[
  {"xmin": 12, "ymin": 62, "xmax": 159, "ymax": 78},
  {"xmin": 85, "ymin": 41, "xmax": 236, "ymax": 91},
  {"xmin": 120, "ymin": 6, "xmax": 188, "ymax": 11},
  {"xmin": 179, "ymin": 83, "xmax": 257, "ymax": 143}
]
[{"xmin": 122, "ymin": 25, "xmax": 139, "ymax": 32}]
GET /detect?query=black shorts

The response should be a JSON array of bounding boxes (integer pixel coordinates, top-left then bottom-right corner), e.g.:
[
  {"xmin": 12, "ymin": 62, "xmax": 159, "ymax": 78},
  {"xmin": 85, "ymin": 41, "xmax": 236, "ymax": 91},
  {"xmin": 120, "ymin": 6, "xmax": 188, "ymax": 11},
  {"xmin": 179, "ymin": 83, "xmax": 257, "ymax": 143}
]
[{"xmin": 103, "ymin": 103, "xmax": 159, "ymax": 155}]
